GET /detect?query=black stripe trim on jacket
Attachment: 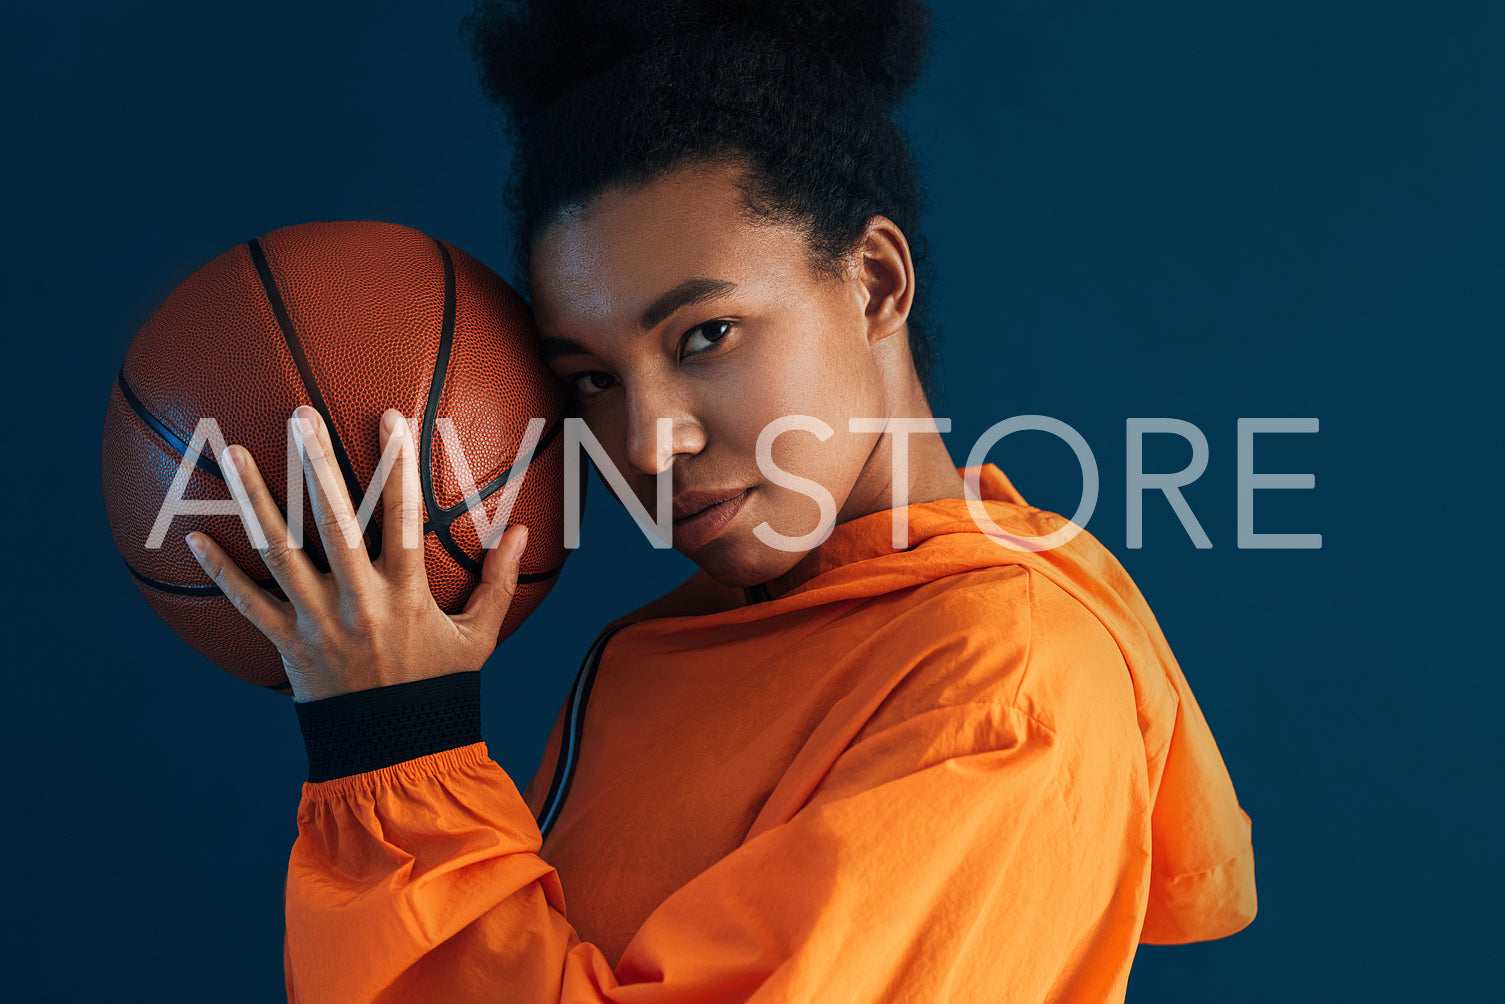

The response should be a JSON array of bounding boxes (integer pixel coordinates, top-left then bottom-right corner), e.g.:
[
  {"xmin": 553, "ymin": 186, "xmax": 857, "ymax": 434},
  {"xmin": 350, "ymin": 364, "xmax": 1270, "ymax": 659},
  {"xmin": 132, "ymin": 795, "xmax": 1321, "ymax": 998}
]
[{"xmin": 536, "ymin": 622, "xmax": 632, "ymax": 838}]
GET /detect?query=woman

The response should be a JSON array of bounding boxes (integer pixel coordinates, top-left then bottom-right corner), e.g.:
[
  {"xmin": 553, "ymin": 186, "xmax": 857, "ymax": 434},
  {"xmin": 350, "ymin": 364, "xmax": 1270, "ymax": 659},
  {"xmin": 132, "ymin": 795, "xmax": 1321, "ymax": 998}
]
[{"xmin": 186, "ymin": 1, "xmax": 1257, "ymax": 1000}]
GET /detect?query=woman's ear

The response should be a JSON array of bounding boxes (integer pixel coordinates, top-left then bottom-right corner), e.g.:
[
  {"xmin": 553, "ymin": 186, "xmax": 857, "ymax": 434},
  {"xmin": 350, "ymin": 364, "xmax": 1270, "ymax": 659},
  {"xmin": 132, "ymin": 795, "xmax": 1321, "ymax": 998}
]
[{"xmin": 854, "ymin": 215, "xmax": 916, "ymax": 347}]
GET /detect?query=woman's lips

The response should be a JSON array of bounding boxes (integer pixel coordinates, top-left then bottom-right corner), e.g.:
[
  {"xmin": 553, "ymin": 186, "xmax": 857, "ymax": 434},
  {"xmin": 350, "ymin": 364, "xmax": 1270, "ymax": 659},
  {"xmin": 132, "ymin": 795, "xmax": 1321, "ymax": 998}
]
[{"xmin": 672, "ymin": 489, "xmax": 750, "ymax": 549}]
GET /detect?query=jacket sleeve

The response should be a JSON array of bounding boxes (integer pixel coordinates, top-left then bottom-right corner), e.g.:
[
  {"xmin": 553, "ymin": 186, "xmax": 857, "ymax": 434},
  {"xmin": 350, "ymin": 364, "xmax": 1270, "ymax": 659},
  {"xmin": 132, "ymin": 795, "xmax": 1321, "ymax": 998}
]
[{"xmin": 283, "ymin": 672, "xmax": 1127, "ymax": 1003}]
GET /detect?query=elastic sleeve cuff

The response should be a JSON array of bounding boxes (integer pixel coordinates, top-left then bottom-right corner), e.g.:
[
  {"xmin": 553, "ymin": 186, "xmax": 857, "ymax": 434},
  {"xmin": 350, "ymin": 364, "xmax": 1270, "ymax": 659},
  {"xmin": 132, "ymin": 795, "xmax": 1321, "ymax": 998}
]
[{"xmin": 293, "ymin": 671, "xmax": 482, "ymax": 783}]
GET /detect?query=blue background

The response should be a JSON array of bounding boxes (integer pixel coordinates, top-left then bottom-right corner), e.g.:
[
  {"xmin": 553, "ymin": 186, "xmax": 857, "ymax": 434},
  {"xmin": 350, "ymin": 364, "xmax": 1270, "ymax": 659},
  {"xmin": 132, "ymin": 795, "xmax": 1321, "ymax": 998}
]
[{"xmin": 4, "ymin": 1, "xmax": 1499, "ymax": 999}]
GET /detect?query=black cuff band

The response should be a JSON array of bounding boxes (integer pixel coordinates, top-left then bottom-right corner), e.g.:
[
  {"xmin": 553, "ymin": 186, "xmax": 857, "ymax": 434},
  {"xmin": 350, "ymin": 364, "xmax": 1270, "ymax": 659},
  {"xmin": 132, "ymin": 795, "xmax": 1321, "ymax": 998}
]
[{"xmin": 294, "ymin": 672, "xmax": 483, "ymax": 783}]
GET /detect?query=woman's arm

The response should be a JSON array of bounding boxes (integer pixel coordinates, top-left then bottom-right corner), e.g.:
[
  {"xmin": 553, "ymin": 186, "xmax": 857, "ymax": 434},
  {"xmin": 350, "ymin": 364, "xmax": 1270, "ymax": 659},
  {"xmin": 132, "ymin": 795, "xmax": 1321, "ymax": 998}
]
[{"xmin": 281, "ymin": 686, "xmax": 1104, "ymax": 1003}]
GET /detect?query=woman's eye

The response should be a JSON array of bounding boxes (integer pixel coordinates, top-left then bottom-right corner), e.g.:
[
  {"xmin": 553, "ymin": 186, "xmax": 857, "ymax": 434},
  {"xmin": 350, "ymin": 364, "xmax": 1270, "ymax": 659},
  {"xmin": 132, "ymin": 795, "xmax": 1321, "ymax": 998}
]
[
  {"xmin": 570, "ymin": 371, "xmax": 616, "ymax": 397},
  {"xmin": 683, "ymin": 320, "xmax": 733, "ymax": 356}
]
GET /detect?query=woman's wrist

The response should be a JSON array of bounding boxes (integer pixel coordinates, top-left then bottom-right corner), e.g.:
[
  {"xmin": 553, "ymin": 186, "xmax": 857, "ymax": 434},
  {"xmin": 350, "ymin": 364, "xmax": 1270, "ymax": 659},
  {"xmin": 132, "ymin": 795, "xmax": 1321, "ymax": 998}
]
[{"xmin": 293, "ymin": 670, "xmax": 483, "ymax": 783}]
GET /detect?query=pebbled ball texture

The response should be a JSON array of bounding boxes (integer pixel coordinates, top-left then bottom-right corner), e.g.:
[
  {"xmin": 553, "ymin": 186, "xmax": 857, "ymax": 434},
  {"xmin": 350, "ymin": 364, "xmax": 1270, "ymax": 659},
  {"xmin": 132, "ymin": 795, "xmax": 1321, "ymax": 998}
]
[{"xmin": 101, "ymin": 220, "xmax": 572, "ymax": 692}]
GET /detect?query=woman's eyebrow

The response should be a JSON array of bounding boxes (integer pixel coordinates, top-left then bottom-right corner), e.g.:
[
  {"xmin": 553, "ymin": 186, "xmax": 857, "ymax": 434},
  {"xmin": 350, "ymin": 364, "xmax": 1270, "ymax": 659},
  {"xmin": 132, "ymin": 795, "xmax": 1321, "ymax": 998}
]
[
  {"xmin": 538, "ymin": 278, "xmax": 739, "ymax": 361},
  {"xmin": 638, "ymin": 277, "xmax": 737, "ymax": 331},
  {"xmin": 538, "ymin": 334, "xmax": 593, "ymax": 363}
]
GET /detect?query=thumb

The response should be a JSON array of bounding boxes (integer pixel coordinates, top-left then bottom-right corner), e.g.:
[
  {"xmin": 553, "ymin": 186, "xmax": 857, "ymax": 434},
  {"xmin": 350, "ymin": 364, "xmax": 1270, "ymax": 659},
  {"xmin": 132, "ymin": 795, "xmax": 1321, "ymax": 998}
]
[{"xmin": 458, "ymin": 524, "xmax": 528, "ymax": 639}]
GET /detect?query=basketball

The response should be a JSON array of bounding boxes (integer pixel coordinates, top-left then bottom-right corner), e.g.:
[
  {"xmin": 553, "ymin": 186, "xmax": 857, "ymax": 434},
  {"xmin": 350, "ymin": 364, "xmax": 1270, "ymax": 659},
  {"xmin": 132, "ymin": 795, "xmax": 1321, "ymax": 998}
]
[{"xmin": 101, "ymin": 220, "xmax": 572, "ymax": 692}]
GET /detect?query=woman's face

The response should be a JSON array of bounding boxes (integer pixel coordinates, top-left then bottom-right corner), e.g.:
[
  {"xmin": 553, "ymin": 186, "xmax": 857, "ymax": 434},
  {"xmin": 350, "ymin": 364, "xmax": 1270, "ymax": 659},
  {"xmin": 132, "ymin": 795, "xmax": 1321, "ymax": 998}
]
[{"xmin": 529, "ymin": 161, "xmax": 908, "ymax": 588}]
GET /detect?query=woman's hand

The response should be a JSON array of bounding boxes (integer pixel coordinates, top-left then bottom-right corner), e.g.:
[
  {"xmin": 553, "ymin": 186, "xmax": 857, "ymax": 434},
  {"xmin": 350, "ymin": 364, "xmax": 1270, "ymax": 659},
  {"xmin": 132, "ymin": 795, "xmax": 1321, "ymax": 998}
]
[{"xmin": 184, "ymin": 404, "xmax": 529, "ymax": 702}]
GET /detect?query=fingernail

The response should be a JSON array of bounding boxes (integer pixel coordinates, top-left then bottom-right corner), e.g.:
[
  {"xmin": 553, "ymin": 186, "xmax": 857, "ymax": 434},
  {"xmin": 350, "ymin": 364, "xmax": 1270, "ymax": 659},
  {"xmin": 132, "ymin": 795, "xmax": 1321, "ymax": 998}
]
[
  {"xmin": 220, "ymin": 446, "xmax": 245, "ymax": 475},
  {"xmin": 383, "ymin": 410, "xmax": 406, "ymax": 436},
  {"xmin": 515, "ymin": 525, "xmax": 529, "ymax": 553},
  {"xmin": 185, "ymin": 533, "xmax": 206, "ymax": 558},
  {"xmin": 295, "ymin": 406, "xmax": 318, "ymax": 435}
]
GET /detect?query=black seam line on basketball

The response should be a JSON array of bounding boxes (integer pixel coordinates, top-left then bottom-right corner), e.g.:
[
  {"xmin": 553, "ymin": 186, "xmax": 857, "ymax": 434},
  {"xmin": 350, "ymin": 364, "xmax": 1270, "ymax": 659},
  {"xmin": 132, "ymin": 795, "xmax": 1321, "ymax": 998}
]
[
  {"xmin": 116, "ymin": 369, "xmax": 224, "ymax": 481},
  {"xmin": 123, "ymin": 550, "xmax": 550, "ymax": 598},
  {"xmin": 124, "ymin": 560, "xmax": 278, "ymax": 597},
  {"xmin": 418, "ymin": 238, "xmax": 456, "ymax": 545},
  {"xmin": 435, "ymin": 521, "xmax": 483, "ymax": 574},
  {"xmin": 421, "ymin": 416, "xmax": 565, "ymax": 534},
  {"xmin": 538, "ymin": 622, "xmax": 631, "ymax": 838},
  {"xmin": 440, "ymin": 416, "xmax": 564, "ymax": 517},
  {"xmin": 517, "ymin": 563, "xmax": 563, "ymax": 584},
  {"xmin": 433, "ymin": 513, "xmax": 567, "ymax": 577},
  {"xmin": 245, "ymin": 238, "xmax": 377, "ymax": 558},
  {"xmin": 412, "ymin": 238, "xmax": 563, "ymax": 537}
]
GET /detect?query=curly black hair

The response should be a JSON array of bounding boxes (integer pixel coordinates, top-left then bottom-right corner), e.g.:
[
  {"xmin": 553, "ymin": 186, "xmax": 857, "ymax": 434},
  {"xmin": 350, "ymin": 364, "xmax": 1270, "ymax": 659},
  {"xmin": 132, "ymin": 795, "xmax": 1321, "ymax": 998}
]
[{"xmin": 461, "ymin": 0, "xmax": 940, "ymax": 403}]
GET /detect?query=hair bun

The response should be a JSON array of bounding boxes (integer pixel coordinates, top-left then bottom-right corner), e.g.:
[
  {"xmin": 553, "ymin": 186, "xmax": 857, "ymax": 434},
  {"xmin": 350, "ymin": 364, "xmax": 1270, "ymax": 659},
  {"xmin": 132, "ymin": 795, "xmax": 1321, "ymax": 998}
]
[{"xmin": 465, "ymin": 0, "xmax": 932, "ymax": 126}]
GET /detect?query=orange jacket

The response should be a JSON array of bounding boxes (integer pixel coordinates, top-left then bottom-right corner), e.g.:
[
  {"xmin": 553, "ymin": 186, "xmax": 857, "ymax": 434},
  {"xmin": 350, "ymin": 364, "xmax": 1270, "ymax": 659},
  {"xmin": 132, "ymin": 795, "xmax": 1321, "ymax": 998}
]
[{"xmin": 283, "ymin": 463, "xmax": 1256, "ymax": 1003}]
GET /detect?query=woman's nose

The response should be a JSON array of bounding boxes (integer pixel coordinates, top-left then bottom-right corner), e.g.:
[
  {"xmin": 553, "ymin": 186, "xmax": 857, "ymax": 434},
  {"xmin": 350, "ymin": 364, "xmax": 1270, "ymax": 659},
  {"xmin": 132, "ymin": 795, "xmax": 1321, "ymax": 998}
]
[{"xmin": 624, "ymin": 382, "xmax": 704, "ymax": 476}]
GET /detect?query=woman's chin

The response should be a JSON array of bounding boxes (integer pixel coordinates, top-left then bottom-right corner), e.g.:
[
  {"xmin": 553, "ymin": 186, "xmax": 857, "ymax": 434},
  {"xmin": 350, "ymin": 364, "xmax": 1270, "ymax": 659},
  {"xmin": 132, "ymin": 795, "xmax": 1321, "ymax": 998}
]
[{"xmin": 683, "ymin": 535, "xmax": 807, "ymax": 591}]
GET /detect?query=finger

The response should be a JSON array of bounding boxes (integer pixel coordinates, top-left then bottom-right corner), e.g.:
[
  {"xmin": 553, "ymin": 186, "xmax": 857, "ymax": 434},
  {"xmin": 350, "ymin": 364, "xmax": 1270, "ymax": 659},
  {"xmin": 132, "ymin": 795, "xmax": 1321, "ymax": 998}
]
[
  {"xmin": 292, "ymin": 405, "xmax": 372, "ymax": 583},
  {"xmin": 221, "ymin": 443, "xmax": 322, "ymax": 603},
  {"xmin": 456, "ymin": 524, "xmax": 528, "ymax": 639},
  {"xmin": 185, "ymin": 529, "xmax": 295, "ymax": 641},
  {"xmin": 374, "ymin": 409, "xmax": 425, "ymax": 584}
]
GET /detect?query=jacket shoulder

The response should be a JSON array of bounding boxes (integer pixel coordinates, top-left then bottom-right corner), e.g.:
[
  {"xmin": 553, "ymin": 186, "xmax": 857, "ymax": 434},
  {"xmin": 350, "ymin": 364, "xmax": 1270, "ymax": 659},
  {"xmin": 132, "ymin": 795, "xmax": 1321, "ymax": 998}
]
[{"xmin": 862, "ymin": 562, "xmax": 1136, "ymax": 740}]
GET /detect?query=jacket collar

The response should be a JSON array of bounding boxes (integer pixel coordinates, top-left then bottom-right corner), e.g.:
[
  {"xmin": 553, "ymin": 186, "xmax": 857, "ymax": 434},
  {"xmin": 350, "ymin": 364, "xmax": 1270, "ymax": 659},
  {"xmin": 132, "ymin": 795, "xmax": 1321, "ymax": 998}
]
[{"xmin": 744, "ymin": 463, "xmax": 1028, "ymax": 604}]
